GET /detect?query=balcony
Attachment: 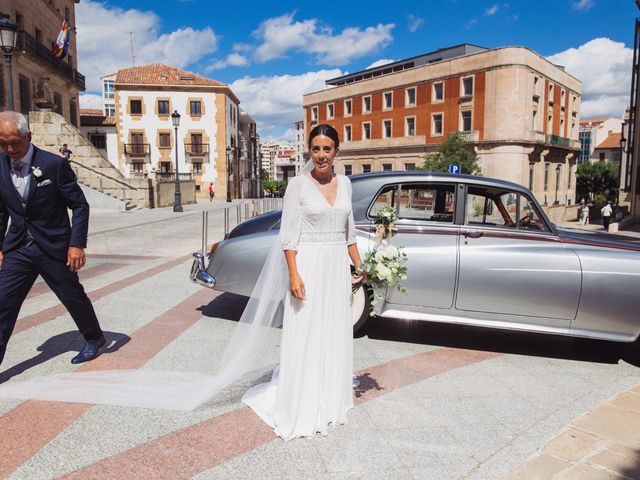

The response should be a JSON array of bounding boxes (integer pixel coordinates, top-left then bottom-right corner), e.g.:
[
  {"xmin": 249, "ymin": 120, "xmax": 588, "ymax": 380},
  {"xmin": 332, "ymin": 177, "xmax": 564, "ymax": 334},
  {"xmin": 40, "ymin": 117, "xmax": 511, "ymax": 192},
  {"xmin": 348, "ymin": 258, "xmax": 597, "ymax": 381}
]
[
  {"xmin": 124, "ymin": 143, "xmax": 150, "ymax": 157},
  {"xmin": 457, "ymin": 130, "xmax": 479, "ymax": 142},
  {"xmin": 184, "ymin": 143, "xmax": 209, "ymax": 156},
  {"xmin": 545, "ymin": 135, "xmax": 571, "ymax": 147},
  {"xmin": 18, "ymin": 32, "xmax": 85, "ymax": 90},
  {"xmin": 155, "ymin": 172, "xmax": 193, "ymax": 181},
  {"xmin": 275, "ymin": 157, "xmax": 296, "ymax": 167}
]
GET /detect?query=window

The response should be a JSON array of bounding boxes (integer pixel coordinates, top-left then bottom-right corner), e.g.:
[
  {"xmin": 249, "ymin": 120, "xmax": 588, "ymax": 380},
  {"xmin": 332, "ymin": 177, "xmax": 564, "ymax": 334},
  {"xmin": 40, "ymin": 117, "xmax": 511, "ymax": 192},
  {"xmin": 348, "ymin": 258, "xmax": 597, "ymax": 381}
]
[
  {"xmin": 548, "ymin": 83, "xmax": 554, "ymax": 103},
  {"xmin": 311, "ymin": 106, "xmax": 318, "ymax": 122},
  {"xmin": 190, "ymin": 101, "xmax": 202, "ymax": 115},
  {"xmin": 35, "ymin": 28, "xmax": 42, "ymax": 45},
  {"xmin": 599, "ymin": 152, "xmax": 605, "ymax": 161},
  {"xmin": 193, "ymin": 162, "xmax": 203, "ymax": 174},
  {"xmin": 369, "ymin": 185, "xmax": 397, "ymax": 217},
  {"xmin": 432, "ymin": 113, "xmax": 443, "ymax": 136},
  {"xmin": 466, "ymin": 186, "xmax": 547, "ymax": 231},
  {"xmin": 533, "ymin": 76, "xmax": 540, "ymax": 99},
  {"xmin": 363, "ymin": 95, "xmax": 371, "ymax": 113},
  {"xmin": 544, "ymin": 163, "xmax": 550, "ymax": 191},
  {"xmin": 433, "ymin": 82, "xmax": 444, "ymax": 102},
  {"xmin": 54, "ymin": 93, "xmax": 62, "ymax": 114},
  {"xmin": 90, "ymin": 134, "xmax": 106, "ymax": 149},
  {"xmin": 547, "ymin": 114, "xmax": 553, "ymax": 133},
  {"xmin": 532, "ymin": 109, "xmax": 539, "ymax": 131},
  {"xmin": 326, "ymin": 103, "xmax": 334, "ymax": 119},
  {"xmin": 406, "ymin": 87, "xmax": 416, "ymax": 106},
  {"xmin": 344, "ymin": 99, "xmax": 352, "ymax": 116},
  {"xmin": 131, "ymin": 133, "xmax": 145, "ymax": 155},
  {"xmin": 344, "ymin": 164, "xmax": 352, "ymax": 176},
  {"xmin": 69, "ymin": 100, "xmax": 77, "ymax": 127},
  {"xmin": 191, "ymin": 133, "xmax": 203, "ymax": 154},
  {"xmin": 103, "ymin": 80, "xmax": 115, "ymax": 99},
  {"xmin": 362, "ymin": 122, "xmax": 371, "ymax": 140},
  {"xmin": 159, "ymin": 133, "xmax": 171, "ymax": 148},
  {"xmin": 383, "ymin": 91, "xmax": 393, "ymax": 109},
  {"xmin": 344, "ymin": 125, "xmax": 352, "ymax": 142},
  {"xmin": 405, "ymin": 117, "xmax": 416, "ymax": 136},
  {"xmin": 568, "ymin": 165, "xmax": 572, "ymax": 189},
  {"xmin": 399, "ymin": 183, "xmax": 456, "ymax": 222},
  {"xmin": 383, "ymin": 163, "xmax": 392, "ymax": 172},
  {"xmin": 158, "ymin": 100, "xmax": 169, "ymax": 115},
  {"xmin": 462, "ymin": 77, "xmax": 473, "ymax": 97},
  {"xmin": 130, "ymin": 99, "xmax": 142, "ymax": 115},
  {"xmin": 383, "ymin": 119, "xmax": 392, "ymax": 138},
  {"xmin": 460, "ymin": 111, "xmax": 472, "ymax": 132},
  {"xmin": 131, "ymin": 162, "xmax": 144, "ymax": 174},
  {"xmin": 405, "ymin": 163, "xmax": 416, "ymax": 171},
  {"xmin": 362, "ymin": 164, "xmax": 371, "ymax": 173},
  {"xmin": 105, "ymin": 104, "xmax": 115, "ymax": 116},
  {"xmin": 18, "ymin": 75, "xmax": 30, "ymax": 114}
]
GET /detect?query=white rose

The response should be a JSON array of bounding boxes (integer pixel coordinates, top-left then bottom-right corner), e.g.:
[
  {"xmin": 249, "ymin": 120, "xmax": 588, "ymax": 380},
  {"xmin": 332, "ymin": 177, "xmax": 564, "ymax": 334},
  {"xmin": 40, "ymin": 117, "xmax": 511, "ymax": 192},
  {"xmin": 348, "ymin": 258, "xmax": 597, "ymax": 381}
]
[{"xmin": 375, "ymin": 263, "xmax": 392, "ymax": 281}]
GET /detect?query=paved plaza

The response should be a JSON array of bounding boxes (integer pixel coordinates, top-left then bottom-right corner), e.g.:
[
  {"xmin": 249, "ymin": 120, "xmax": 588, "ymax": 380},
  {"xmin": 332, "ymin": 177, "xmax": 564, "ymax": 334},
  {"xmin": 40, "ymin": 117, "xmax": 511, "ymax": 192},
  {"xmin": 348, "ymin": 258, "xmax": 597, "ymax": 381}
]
[{"xmin": 1, "ymin": 201, "xmax": 640, "ymax": 479}]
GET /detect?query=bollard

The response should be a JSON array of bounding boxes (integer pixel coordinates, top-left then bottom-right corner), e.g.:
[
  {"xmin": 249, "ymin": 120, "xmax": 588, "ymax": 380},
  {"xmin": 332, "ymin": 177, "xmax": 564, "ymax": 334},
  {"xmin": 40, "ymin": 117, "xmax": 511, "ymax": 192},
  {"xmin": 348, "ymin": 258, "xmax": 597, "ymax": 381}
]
[
  {"xmin": 224, "ymin": 208, "xmax": 229, "ymax": 236},
  {"xmin": 236, "ymin": 205, "xmax": 241, "ymax": 224}
]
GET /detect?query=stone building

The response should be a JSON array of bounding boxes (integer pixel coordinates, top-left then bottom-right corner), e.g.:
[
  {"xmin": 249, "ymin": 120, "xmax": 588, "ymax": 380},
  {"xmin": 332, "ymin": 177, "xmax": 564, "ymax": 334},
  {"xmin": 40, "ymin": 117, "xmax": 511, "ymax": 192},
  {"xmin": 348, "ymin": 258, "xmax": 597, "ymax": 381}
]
[
  {"xmin": 0, "ymin": 0, "xmax": 84, "ymax": 125},
  {"xmin": 578, "ymin": 117, "xmax": 622, "ymax": 164},
  {"xmin": 103, "ymin": 63, "xmax": 242, "ymax": 199},
  {"xmin": 238, "ymin": 111, "xmax": 259, "ymax": 198},
  {"xmin": 303, "ymin": 44, "xmax": 582, "ymax": 220},
  {"xmin": 294, "ymin": 119, "xmax": 306, "ymax": 174}
]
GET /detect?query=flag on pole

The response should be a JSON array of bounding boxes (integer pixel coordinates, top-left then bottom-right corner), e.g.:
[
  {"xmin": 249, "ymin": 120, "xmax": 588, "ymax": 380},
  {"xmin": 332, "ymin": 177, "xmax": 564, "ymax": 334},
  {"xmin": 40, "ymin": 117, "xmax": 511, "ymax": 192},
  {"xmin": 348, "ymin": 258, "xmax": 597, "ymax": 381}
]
[{"xmin": 52, "ymin": 20, "xmax": 70, "ymax": 60}]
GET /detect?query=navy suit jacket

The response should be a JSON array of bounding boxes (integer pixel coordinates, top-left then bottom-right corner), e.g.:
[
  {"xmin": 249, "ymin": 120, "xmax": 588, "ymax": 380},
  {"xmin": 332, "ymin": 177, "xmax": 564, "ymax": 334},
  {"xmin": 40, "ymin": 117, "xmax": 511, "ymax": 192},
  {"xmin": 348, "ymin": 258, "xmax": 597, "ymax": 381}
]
[{"xmin": 0, "ymin": 146, "xmax": 89, "ymax": 262}]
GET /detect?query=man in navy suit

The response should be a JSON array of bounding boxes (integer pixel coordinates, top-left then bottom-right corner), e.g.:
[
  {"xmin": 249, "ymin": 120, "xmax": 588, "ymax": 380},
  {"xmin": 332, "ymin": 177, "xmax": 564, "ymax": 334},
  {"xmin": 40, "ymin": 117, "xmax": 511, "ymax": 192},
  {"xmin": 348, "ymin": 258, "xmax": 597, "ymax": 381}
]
[{"xmin": 0, "ymin": 111, "xmax": 105, "ymax": 367}]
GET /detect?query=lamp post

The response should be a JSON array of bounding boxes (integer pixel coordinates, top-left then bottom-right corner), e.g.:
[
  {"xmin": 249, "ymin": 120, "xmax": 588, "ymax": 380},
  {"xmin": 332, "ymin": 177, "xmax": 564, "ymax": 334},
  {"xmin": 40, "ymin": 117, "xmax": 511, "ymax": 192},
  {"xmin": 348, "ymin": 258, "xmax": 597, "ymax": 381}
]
[
  {"xmin": 0, "ymin": 16, "xmax": 19, "ymax": 111},
  {"xmin": 171, "ymin": 110, "xmax": 183, "ymax": 212},
  {"xmin": 226, "ymin": 145, "xmax": 232, "ymax": 203},
  {"xmin": 555, "ymin": 163, "xmax": 561, "ymax": 205},
  {"xmin": 529, "ymin": 160, "xmax": 535, "ymax": 191}
]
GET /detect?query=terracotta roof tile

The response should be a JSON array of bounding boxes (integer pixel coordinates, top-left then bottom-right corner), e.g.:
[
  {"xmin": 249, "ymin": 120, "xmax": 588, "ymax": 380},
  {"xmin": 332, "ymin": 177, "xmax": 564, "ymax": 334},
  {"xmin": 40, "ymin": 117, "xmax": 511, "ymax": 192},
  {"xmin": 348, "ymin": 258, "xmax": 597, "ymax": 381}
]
[
  {"xmin": 595, "ymin": 132, "xmax": 622, "ymax": 150},
  {"xmin": 116, "ymin": 64, "xmax": 225, "ymax": 87},
  {"xmin": 579, "ymin": 117, "xmax": 610, "ymax": 125},
  {"xmin": 80, "ymin": 108, "xmax": 103, "ymax": 116},
  {"xmin": 80, "ymin": 113, "xmax": 115, "ymax": 127}
]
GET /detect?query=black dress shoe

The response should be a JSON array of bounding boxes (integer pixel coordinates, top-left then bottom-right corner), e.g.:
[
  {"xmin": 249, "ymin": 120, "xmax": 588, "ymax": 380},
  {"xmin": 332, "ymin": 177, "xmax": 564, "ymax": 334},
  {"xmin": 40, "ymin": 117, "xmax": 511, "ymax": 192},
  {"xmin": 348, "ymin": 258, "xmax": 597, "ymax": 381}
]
[{"xmin": 71, "ymin": 335, "xmax": 107, "ymax": 364}]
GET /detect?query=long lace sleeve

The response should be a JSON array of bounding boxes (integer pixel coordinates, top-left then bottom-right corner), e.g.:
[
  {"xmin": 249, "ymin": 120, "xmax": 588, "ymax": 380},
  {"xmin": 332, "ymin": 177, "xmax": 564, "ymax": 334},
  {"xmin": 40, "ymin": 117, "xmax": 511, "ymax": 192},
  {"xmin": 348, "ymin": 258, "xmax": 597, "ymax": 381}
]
[
  {"xmin": 280, "ymin": 177, "xmax": 302, "ymax": 251},
  {"xmin": 345, "ymin": 177, "xmax": 356, "ymax": 245}
]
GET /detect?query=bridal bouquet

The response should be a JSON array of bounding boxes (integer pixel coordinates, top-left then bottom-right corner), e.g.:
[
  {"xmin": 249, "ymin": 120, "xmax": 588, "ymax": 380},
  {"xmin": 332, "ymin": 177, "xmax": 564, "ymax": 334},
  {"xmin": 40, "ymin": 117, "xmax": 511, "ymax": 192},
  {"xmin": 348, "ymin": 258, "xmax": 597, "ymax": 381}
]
[{"xmin": 353, "ymin": 204, "xmax": 408, "ymax": 309}]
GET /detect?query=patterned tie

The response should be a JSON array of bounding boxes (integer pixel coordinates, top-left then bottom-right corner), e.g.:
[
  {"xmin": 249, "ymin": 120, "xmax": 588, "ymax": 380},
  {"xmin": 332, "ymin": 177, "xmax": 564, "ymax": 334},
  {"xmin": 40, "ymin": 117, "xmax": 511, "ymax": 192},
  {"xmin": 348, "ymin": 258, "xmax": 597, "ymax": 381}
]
[{"xmin": 11, "ymin": 160, "xmax": 25, "ymax": 176}]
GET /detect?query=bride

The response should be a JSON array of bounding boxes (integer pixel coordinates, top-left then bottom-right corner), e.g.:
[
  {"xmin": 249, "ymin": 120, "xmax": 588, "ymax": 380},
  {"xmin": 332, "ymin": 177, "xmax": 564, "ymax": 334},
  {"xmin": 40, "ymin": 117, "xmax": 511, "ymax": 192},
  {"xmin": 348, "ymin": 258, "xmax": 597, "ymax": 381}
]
[
  {"xmin": 0, "ymin": 124, "xmax": 365, "ymax": 440},
  {"xmin": 242, "ymin": 123, "xmax": 365, "ymax": 439}
]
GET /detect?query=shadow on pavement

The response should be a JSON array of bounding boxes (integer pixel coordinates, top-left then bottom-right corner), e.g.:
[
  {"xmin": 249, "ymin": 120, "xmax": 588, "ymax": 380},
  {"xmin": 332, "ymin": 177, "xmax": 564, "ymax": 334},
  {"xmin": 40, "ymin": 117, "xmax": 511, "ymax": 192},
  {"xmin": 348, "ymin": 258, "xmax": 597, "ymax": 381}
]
[
  {"xmin": 0, "ymin": 330, "xmax": 130, "ymax": 383},
  {"xmin": 359, "ymin": 316, "xmax": 640, "ymax": 368},
  {"xmin": 197, "ymin": 292, "xmax": 248, "ymax": 322}
]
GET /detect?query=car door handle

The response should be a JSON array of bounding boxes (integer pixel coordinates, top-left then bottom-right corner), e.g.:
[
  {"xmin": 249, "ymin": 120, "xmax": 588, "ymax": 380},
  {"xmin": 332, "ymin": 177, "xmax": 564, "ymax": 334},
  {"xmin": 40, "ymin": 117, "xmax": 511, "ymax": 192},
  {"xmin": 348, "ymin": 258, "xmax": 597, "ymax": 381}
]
[{"xmin": 464, "ymin": 231, "xmax": 483, "ymax": 239}]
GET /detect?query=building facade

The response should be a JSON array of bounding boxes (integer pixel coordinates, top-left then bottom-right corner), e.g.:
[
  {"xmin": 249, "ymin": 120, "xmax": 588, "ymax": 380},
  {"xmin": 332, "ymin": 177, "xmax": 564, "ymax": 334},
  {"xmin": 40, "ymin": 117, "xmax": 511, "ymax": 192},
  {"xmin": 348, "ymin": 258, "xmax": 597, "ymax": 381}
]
[
  {"xmin": 106, "ymin": 63, "xmax": 241, "ymax": 199},
  {"xmin": 294, "ymin": 119, "xmax": 306, "ymax": 173},
  {"xmin": 0, "ymin": 0, "xmax": 85, "ymax": 125},
  {"xmin": 303, "ymin": 44, "xmax": 582, "ymax": 219},
  {"xmin": 578, "ymin": 117, "xmax": 622, "ymax": 163},
  {"xmin": 238, "ymin": 111, "xmax": 260, "ymax": 198},
  {"xmin": 259, "ymin": 140, "xmax": 294, "ymax": 180},
  {"xmin": 592, "ymin": 132, "xmax": 622, "ymax": 164}
]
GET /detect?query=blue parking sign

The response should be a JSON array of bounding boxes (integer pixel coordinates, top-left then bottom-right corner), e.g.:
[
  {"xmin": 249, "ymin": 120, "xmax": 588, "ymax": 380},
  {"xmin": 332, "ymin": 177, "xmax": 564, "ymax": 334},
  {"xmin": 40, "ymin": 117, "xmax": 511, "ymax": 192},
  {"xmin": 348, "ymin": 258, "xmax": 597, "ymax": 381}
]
[{"xmin": 448, "ymin": 163, "xmax": 461, "ymax": 174}]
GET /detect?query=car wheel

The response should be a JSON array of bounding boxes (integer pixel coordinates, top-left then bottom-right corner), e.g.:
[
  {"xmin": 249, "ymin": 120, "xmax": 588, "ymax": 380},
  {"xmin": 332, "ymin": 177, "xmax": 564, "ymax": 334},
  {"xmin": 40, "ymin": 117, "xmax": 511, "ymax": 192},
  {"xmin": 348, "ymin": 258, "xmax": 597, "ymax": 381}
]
[{"xmin": 352, "ymin": 284, "xmax": 371, "ymax": 333}]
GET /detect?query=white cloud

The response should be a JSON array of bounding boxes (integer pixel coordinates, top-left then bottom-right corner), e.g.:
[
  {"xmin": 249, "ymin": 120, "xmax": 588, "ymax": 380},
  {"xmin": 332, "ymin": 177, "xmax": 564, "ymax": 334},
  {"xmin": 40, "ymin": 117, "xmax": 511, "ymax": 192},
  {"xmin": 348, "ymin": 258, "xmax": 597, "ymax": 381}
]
[
  {"xmin": 407, "ymin": 14, "xmax": 424, "ymax": 33},
  {"xmin": 78, "ymin": 93, "xmax": 103, "ymax": 109},
  {"xmin": 484, "ymin": 4, "xmax": 499, "ymax": 16},
  {"xmin": 367, "ymin": 58, "xmax": 396, "ymax": 69},
  {"xmin": 230, "ymin": 69, "xmax": 342, "ymax": 139},
  {"xmin": 206, "ymin": 53, "xmax": 249, "ymax": 71},
  {"xmin": 573, "ymin": 0, "xmax": 595, "ymax": 10},
  {"xmin": 253, "ymin": 13, "xmax": 394, "ymax": 66},
  {"xmin": 547, "ymin": 38, "xmax": 632, "ymax": 118},
  {"xmin": 76, "ymin": 1, "xmax": 218, "ymax": 92},
  {"xmin": 465, "ymin": 18, "xmax": 478, "ymax": 29}
]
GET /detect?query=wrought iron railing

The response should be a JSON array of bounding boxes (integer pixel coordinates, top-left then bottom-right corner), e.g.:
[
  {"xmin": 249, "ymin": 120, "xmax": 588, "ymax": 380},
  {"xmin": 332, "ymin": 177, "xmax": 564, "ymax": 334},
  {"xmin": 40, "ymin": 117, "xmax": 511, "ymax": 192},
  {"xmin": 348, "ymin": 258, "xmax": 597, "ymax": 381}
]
[
  {"xmin": 124, "ymin": 143, "xmax": 150, "ymax": 156},
  {"xmin": 155, "ymin": 172, "xmax": 193, "ymax": 181},
  {"xmin": 546, "ymin": 135, "xmax": 571, "ymax": 147},
  {"xmin": 18, "ymin": 31, "xmax": 85, "ymax": 90},
  {"xmin": 184, "ymin": 143, "xmax": 209, "ymax": 155}
]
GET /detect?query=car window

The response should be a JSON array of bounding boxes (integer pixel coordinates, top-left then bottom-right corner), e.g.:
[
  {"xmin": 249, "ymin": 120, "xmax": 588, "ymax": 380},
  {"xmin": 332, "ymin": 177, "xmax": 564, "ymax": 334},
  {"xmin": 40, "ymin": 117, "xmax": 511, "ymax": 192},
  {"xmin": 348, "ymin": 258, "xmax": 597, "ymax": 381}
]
[
  {"xmin": 465, "ymin": 186, "xmax": 548, "ymax": 231},
  {"xmin": 368, "ymin": 185, "xmax": 397, "ymax": 218},
  {"xmin": 398, "ymin": 183, "xmax": 455, "ymax": 223}
]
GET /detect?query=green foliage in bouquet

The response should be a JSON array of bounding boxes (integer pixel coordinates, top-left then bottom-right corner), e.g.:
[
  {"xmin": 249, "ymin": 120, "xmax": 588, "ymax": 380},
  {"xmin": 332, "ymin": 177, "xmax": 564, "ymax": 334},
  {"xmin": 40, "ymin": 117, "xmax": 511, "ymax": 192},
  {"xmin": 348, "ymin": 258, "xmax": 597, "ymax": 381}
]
[
  {"xmin": 359, "ymin": 244, "xmax": 408, "ymax": 305},
  {"xmin": 374, "ymin": 204, "xmax": 398, "ymax": 225}
]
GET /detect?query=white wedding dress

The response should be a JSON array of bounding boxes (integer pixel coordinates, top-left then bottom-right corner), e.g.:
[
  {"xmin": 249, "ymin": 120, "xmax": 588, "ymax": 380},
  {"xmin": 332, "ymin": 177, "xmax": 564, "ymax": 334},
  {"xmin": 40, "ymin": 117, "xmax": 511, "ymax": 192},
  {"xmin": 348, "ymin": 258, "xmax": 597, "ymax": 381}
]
[{"xmin": 242, "ymin": 173, "xmax": 356, "ymax": 440}]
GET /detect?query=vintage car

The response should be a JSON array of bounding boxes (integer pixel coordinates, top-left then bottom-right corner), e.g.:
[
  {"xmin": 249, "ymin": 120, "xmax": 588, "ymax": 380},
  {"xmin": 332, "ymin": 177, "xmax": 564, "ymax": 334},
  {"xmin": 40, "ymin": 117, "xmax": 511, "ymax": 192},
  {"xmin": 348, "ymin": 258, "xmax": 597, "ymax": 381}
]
[{"xmin": 191, "ymin": 172, "xmax": 640, "ymax": 341}]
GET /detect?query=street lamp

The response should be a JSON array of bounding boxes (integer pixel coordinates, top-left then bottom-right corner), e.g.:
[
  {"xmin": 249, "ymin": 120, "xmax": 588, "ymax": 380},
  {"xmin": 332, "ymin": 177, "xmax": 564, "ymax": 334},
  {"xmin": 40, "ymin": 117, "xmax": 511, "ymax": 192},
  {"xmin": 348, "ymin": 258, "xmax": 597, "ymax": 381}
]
[
  {"xmin": 171, "ymin": 110, "xmax": 183, "ymax": 212},
  {"xmin": 554, "ymin": 163, "xmax": 561, "ymax": 205},
  {"xmin": 528, "ymin": 160, "xmax": 535, "ymax": 191},
  {"xmin": 0, "ymin": 16, "xmax": 19, "ymax": 110},
  {"xmin": 226, "ymin": 145, "xmax": 232, "ymax": 203}
]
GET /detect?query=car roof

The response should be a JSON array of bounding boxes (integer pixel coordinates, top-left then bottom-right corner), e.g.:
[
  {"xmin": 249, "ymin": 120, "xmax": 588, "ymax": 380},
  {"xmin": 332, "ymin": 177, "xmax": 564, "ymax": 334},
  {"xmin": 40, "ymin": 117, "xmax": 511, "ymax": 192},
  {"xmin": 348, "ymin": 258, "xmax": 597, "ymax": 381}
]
[{"xmin": 349, "ymin": 171, "xmax": 530, "ymax": 194}]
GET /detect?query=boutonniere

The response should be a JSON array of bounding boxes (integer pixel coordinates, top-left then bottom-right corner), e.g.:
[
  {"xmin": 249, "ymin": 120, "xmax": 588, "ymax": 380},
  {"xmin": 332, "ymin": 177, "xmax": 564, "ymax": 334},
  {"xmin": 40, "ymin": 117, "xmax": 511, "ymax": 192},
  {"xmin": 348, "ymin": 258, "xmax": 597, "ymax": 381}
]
[{"xmin": 31, "ymin": 166, "xmax": 42, "ymax": 178}]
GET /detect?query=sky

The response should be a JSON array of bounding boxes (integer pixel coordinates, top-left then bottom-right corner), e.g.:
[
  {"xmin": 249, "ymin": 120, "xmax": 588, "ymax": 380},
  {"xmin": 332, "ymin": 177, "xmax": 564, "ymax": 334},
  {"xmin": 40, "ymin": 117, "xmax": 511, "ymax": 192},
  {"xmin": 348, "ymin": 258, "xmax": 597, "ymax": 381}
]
[{"xmin": 76, "ymin": 0, "xmax": 638, "ymax": 140}]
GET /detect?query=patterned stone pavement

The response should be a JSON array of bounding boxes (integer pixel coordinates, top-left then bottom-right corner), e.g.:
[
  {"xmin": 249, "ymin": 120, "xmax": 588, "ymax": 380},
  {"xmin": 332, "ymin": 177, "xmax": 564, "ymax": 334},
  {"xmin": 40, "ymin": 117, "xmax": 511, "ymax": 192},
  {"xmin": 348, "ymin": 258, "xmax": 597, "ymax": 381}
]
[{"xmin": 0, "ymin": 202, "xmax": 639, "ymax": 479}]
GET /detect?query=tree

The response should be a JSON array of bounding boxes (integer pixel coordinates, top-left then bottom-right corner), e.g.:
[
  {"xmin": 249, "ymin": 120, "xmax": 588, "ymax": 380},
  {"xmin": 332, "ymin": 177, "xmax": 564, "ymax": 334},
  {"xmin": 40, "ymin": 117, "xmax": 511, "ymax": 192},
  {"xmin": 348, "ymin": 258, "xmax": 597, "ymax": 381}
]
[
  {"xmin": 263, "ymin": 179, "xmax": 287, "ymax": 197},
  {"xmin": 420, "ymin": 132, "xmax": 481, "ymax": 175},
  {"xmin": 576, "ymin": 162, "xmax": 619, "ymax": 204}
]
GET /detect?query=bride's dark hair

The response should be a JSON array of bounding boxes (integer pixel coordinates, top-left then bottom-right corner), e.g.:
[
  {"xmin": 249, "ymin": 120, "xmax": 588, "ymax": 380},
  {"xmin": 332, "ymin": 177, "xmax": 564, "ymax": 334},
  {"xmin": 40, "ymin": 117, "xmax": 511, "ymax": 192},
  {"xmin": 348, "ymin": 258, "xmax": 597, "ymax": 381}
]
[{"xmin": 308, "ymin": 123, "xmax": 340, "ymax": 149}]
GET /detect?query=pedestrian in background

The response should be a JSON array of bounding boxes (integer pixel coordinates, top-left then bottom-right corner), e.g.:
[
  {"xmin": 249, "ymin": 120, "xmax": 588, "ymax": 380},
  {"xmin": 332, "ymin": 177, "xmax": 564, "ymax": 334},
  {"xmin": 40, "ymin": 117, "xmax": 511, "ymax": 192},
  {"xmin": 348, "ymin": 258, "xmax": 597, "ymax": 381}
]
[
  {"xmin": 208, "ymin": 182, "xmax": 214, "ymax": 202},
  {"xmin": 59, "ymin": 143, "xmax": 73, "ymax": 161},
  {"xmin": 581, "ymin": 203, "xmax": 590, "ymax": 226},
  {"xmin": 601, "ymin": 201, "xmax": 613, "ymax": 230}
]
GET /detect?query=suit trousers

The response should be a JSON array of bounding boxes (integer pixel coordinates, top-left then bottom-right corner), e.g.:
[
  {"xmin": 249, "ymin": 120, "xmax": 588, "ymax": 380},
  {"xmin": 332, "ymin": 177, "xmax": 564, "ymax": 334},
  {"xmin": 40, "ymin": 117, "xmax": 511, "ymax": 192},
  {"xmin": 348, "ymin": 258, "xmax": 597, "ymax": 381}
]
[{"xmin": 0, "ymin": 241, "xmax": 103, "ymax": 365}]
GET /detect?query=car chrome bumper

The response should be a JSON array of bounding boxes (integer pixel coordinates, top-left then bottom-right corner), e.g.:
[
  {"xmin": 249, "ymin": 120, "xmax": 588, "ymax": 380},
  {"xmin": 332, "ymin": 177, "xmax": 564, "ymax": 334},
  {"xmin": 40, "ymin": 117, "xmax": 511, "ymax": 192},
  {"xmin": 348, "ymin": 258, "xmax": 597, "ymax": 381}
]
[{"xmin": 190, "ymin": 252, "xmax": 216, "ymax": 288}]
